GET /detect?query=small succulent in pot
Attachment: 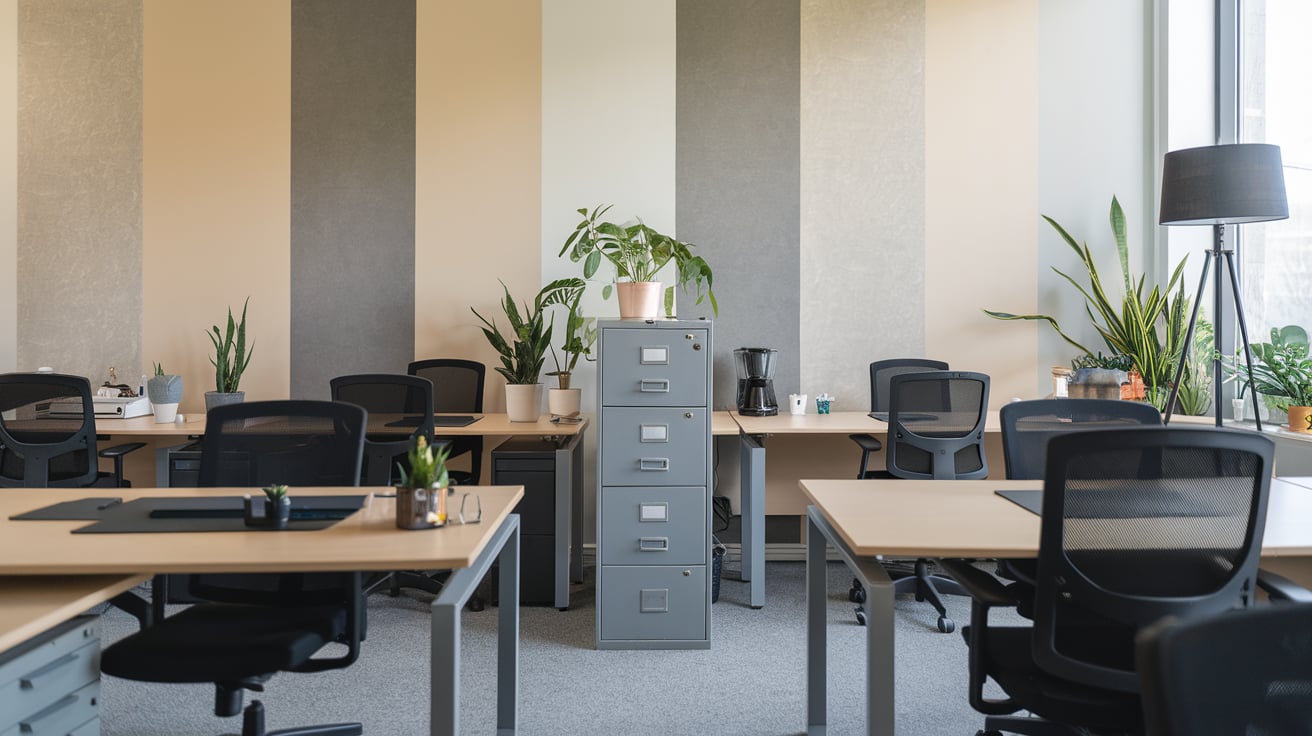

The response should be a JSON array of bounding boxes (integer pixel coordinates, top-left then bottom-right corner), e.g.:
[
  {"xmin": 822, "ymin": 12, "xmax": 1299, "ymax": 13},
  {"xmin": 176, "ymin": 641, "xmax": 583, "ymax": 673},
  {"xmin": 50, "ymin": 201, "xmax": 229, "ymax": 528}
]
[
  {"xmin": 262, "ymin": 484, "xmax": 289, "ymax": 502},
  {"xmin": 397, "ymin": 435, "xmax": 450, "ymax": 491}
]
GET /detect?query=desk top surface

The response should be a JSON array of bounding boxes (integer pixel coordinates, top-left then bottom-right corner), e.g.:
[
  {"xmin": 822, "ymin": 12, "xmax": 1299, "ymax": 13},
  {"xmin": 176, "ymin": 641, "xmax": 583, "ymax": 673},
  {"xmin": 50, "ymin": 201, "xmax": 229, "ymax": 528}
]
[
  {"xmin": 0, "ymin": 574, "xmax": 148, "ymax": 652},
  {"xmin": 732, "ymin": 409, "xmax": 1002, "ymax": 435},
  {"xmin": 0, "ymin": 485, "xmax": 523, "ymax": 575},
  {"xmin": 799, "ymin": 477, "xmax": 1312, "ymax": 559},
  {"xmin": 89, "ymin": 412, "xmax": 588, "ymax": 438}
]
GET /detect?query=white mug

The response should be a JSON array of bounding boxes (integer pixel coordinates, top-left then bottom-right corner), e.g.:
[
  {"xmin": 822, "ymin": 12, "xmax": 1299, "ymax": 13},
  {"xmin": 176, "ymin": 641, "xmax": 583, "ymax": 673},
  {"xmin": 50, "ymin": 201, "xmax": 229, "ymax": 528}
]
[{"xmin": 788, "ymin": 393, "xmax": 807, "ymax": 415}]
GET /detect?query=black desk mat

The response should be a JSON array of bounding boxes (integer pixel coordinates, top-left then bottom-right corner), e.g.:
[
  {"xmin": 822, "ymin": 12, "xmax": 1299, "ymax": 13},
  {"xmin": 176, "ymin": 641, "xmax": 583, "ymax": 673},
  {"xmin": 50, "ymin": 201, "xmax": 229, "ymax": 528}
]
[
  {"xmin": 10, "ymin": 497, "xmax": 123, "ymax": 520},
  {"xmin": 384, "ymin": 415, "xmax": 480, "ymax": 428},
  {"xmin": 70, "ymin": 495, "xmax": 366, "ymax": 534},
  {"xmin": 996, "ymin": 489, "xmax": 1227, "ymax": 519}
]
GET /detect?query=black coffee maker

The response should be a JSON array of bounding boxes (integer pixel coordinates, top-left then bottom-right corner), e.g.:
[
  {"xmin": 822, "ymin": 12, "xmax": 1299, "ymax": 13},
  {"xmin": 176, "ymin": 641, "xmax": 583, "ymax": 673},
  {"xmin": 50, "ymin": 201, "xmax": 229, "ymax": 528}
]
[{"xmin": 734, "ymin": 347, "xmax": 779, "ymax": 416}]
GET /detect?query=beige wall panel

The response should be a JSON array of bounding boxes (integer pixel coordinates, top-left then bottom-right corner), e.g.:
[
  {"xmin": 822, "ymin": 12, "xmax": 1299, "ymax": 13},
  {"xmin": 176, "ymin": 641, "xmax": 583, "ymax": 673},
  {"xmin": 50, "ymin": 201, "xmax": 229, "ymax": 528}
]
[
  {"xmin": 416, "ymin": 2, "xmax": 541, "ymax": 411},
  {"xmin": 142, "ymin": 1, "xmax": 290, "ymax": 413},
  {"xmin": 925, "ymin": 0, "xmax": 1038, "ymax": 407},
  {"xmin": 0, "ymin": 0, "xmax": 13, "ymax": 373}
]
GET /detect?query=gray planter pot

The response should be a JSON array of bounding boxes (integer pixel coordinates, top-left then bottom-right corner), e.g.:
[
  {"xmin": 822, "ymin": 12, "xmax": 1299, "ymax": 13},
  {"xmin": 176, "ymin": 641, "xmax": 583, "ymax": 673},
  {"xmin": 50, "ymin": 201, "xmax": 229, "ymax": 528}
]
[
  {"xmin": 146, "ymin": 374, "xmax": 184, "ymax": 404},
  {"xmin": 204, "ymin": 390, "xmax": 245, "ymax": 413},
  {"xmin": 1067, "ymin": 368, "xmax": 1127, "ymax": 400}
]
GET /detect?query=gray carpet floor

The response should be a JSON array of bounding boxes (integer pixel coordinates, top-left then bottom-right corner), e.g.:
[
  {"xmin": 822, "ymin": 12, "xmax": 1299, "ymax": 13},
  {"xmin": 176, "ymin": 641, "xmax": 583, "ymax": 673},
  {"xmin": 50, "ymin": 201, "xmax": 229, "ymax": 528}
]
[{"xmin": 96, "ymin": 560, "xmax": 1021, "ymax": 735}]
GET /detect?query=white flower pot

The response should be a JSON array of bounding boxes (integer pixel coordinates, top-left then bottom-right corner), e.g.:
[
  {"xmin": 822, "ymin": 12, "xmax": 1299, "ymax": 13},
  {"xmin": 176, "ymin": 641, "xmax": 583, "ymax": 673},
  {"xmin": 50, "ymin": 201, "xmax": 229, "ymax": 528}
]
[
  {"xmin": 548, "ymin": 388, "xmax": 581, "ymax": 417},
  {"xmin": 505, "ymin": 383, "xmax": 543, "ymax": 422},
  {"xmin": 152, "ymin": 402, "xmax": 179, "ymax": 423},
  {"xmin": 616, "ymin": 281, "xmax": 662, "ymax": 319}
]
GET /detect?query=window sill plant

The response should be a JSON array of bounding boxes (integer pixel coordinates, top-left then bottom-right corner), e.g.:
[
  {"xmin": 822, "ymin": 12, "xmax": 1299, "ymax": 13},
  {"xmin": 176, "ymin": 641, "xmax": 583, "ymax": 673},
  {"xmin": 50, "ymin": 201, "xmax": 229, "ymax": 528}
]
[
  {"xmin": 1227, "ymin": 325, "xmax": 1312, "ymax": 431},
  {"xmin": 205, "ymin": 297, "xmax": 253, "ymax": 413},
  {"xmin": 559, "ymin": 204, "xmax": 717, "ymax": 319}
]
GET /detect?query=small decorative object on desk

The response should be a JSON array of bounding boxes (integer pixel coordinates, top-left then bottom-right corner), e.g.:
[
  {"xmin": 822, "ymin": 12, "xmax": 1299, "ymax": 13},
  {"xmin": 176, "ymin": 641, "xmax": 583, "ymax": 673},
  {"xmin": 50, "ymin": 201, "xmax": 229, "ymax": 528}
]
[
  {"xmin": 815, "ymin": 393, "xmax": 833, "ymax": 414},
  {"xmin": 244, "ymin": 484, "xmax": 291, "ymax": 529},
  {"xmin": 146, "ymin": 363, "xmax": 184, "ymax": 424},
  {"xmin": 395, "ymin": 435, "xmax": 452, "ymax": 529},
  {"xmin": 788, "ymin": 393, "xmax": 807, "ymax": 415}
]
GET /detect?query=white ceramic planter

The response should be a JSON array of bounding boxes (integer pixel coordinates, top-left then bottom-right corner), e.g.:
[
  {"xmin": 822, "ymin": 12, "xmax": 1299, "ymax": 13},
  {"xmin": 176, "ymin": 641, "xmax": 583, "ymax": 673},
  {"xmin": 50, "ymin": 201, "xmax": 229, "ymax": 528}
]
[
  {"xmin": 548, "ymin": 387, "xmax": 581, "ymax": 417},
  {"xmin": 505, "ymin": 383, "xmax": 543, "ymax": 422},
  {"xmin": 152, "ymin": 402, "xmax": 179, "ymax": 423},
  {"xmin": 616, "ymin": 281, "xmax": 662, "ymax": 319}
]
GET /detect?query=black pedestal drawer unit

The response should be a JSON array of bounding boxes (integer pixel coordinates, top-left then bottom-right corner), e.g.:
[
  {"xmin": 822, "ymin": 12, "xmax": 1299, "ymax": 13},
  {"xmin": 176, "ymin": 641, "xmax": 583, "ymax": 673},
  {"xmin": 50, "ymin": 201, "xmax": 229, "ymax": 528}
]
[
  {"xmin": 491, "ymin": 437, "xmax": 561, "ymax": 606},
  {"xmin": 596, "ymin": 319, "xmax": 712, "ymax": 649}
]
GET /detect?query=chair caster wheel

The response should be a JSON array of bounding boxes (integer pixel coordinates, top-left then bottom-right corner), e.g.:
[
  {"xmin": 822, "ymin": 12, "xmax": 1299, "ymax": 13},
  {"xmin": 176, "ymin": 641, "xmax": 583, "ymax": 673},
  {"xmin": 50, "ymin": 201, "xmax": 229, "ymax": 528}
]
[
  {"xmin": 467, "ymin": 597, "xmax": 485, "ymax": 612},
  {"xmin": 848, "ymin": 586, "xmax": 866, "ymax": 603},
  {"xmin": 854, "ymin": 606, "xmax": 867, "ymax": 626},
  {"xmin": 937, "ymin": 616, "xmax": 955, "ymax": 633}
]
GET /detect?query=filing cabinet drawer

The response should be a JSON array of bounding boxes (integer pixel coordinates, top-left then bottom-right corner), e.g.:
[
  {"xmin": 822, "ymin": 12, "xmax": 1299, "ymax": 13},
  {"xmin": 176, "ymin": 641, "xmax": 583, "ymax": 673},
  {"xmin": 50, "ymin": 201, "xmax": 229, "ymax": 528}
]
[
  {"xmin": 600, "ymin": 328, "xmax": 709, "ymax": 406},
  {"xmin": 598, "ymin": 565, "xmax": 707, "ymax": 643},
  {"xmin": 0, "ymin": 617, "xmax": 99, "ymax": 729},
  {"xmin": 600, "ymin": 486, "xmax": 706, "ymax": 566},
  {"xmin": 600, "ymin": 407, "xmax": 707, "ymax": 487},
  {"xmin": 0, "ymin": 680, "xmax": 99, "ymax": 736}
]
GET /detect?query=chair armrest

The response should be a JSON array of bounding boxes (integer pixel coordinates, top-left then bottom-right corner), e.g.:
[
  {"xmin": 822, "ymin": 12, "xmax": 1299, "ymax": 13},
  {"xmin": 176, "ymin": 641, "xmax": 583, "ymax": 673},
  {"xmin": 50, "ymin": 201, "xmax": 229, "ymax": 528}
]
[
  {"xmin": 99, "ymin": 442, "xmax": 146, "ymax": 459},
  {"xmin": 848, "ymin": 434, "xmax": 882, "ymax": 452},
  {"xmin": 1258, "ymin": 568, "xmax": 1312, "ymax": 603},
  {"xmin": 938, "ymin": 559, "xmax": 1019, "ymax": 608}
]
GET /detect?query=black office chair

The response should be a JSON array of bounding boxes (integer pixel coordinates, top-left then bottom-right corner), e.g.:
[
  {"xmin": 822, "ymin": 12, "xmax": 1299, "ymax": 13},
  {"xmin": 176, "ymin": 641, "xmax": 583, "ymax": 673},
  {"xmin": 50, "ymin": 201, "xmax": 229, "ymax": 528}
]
[
  {"xmin": 0, "ymin": 372, "xmax": 144, "ymax": 488},
  {"xmin": 852, "ymin": 370, "xmax": 989, "ymax": 632},
  {"xmin": 940, "ymin": 427, "xmax": 1276, "ymax": 736},
  {"xmin": 1137, "ymin": 603, "xmax": 1312, "ymax": 736},
  {"xmin": 849, "ymin": 358, "xmax": 949, "ymax": 478},
  {"xmin": 330, "ymin": 373, "xmax": 435, "ymax": 486},
  {"xmin": 408, "ymin": 358, "xmax": 485, "ymax": 485},
  {"xmin": 101, "ymin": 400, "xmax": 368, "ymax": 736},
  {"xmin": 996, "ymin": 398, "xmax": 1162, "ymax": 601}
]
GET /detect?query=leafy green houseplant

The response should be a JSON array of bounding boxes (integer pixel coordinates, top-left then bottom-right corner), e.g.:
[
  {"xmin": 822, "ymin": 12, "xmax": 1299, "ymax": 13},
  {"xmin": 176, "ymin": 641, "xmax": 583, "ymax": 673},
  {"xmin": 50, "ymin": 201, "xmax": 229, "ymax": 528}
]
[
  {"xmin": 559, "ymin": 204, "xmax": 717, "ymax": 319},
  {"xmin": 985, "ymin": 196, "xmax": 1190, "ymax": 410},
  {"xmin": 1228, "ymin": 325, "xmax": 1312, "ymax": 429},
  {"xmin": 205, "ymin": 298, "xmax": 253, "ymax": 412},
  {"xmin": 472, "ymin": 279, "xmax": 585, "ymax": 421},
  {"xmin": 545, "ymin": 290, "xmax": 595, "ymax": 417},
  {"xmin": 395, "ymin": 435, "xmax": 453, "ymax": 528}
]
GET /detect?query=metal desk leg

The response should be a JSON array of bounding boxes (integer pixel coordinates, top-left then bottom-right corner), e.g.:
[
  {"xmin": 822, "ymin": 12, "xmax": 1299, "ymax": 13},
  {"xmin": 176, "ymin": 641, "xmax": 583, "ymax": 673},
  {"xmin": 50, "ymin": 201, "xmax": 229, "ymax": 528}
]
[
  {"xmin": 806, "ymin": 506, "xmax": 894, "ymax": 736},
  {"xmin": 431, "ymin": 514, "xmax": 520, "ymax": 735},
  {"xmin": 570, "ymin": 432, "xmax": 585, "ymax": 584},
  {"xmin": 740, "ymin": 431, "xmax": 766, "ymax": 608},
  {"xmin": 554, "ymin": 433, "xmax": 583, "ymax": 609}
]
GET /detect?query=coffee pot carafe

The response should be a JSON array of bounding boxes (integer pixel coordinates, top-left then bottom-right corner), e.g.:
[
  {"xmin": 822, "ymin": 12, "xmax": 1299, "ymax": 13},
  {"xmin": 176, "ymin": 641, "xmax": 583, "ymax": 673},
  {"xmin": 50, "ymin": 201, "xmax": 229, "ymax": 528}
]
[{"xmin": 734, "ymin": 347, "xmax": 778, "ymax": 416}]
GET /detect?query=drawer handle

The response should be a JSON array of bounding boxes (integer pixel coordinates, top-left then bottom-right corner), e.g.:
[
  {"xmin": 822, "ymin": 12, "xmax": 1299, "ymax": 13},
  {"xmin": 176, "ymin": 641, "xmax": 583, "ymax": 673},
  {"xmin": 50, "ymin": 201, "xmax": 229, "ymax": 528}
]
[
  {"xmin": 19, "ymin": 692, "xmax": 78, "ymax": 731},
  {"xmin": 638, "ymin": 537, "xmax": 669, "ymax": 552},
  {"xmin": 639, "ymin": 379, "xmax": 670, "ymax": 393},
  {"xmin": 638, "ymin": 457, "xmax": 669, "ymax": 472},
  {"xmin": 20, "ymin": 652, "xmax": 78, "ymax": 690}
]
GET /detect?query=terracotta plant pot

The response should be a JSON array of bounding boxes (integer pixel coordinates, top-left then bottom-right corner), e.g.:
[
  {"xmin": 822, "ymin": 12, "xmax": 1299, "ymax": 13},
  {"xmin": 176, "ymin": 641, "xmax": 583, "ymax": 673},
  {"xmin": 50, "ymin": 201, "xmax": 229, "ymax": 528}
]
[
  {"xmin": 616, "ymin": 281, "xmax": 662, "ymax": 319},
  {"xmin": 1288, "ymin": 406, "xmax": 1312, "ymax": 433},
  {"xmin": 505, "ymin": 383, "xmax": 543, "ymax": 422}
]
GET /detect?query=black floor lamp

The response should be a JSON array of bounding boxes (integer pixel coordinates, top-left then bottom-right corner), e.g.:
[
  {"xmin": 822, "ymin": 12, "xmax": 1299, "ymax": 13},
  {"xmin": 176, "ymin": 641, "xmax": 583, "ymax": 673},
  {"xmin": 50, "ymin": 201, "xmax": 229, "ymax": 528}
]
[{"xmin": 1158, "ymin": 143, "xmax": 1289, "ymax": 429}]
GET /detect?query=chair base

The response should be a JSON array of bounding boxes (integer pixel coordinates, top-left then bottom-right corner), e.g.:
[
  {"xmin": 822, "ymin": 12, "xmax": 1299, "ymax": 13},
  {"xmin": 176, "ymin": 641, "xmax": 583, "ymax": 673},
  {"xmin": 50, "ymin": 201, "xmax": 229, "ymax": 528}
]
[
  {"xmin": 853, "ymin": 558, "xmax": 965, "ymax": 632},
  {"xmin": 241, "ymin": 700, "xmax": 362, "ymax": 736}
]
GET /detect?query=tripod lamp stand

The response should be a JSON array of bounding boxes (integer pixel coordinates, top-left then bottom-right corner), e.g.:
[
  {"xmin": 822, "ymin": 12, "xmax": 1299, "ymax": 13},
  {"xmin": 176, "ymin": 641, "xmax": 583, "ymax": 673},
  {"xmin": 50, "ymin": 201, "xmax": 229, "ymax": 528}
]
[{"xmin": 1159, "ymin": 143, "xmax": 1289, "ymax": 429}]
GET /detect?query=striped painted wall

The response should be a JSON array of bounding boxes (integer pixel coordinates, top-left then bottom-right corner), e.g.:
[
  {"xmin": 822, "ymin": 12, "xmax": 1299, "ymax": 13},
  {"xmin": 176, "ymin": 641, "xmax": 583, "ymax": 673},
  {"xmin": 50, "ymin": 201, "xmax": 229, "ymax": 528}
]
[{"xmin": 2, "ymin": 0, "xmax": 1150, "ymax": 419}]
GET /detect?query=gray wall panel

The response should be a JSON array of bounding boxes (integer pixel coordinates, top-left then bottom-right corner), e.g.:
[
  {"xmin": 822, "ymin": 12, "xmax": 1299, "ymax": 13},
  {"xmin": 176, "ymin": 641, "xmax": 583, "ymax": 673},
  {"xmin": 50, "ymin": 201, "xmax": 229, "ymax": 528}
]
[
  {"xmin": 676, "ymin": 0, "xmax": 800, "ymax": 410},
  {"xmin": 17, "ymin": 0, "xmax": 141, "ymax": 382},
  {"xmin": 291, "ymin": 0, "xmax": 415, "ymax": 399}
]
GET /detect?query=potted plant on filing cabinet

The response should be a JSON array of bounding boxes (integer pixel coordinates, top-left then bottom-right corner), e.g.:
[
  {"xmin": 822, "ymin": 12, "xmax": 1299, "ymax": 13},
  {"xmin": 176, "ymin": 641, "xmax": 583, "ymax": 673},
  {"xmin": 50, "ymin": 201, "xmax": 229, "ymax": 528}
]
[
  {"xmin": 546, "ymin": 289, "xmax": 595, "ymax": 418},
  {"xmin": 205, "ymin": 297, "xmax": 253, "ymax": 413},
  {"xmin": 559, "ymin": 204, "xmax": 717, "ymax": 319},
  {"xmin": 146, "ymin": 363, "xmax": 183, "ymax": 424},
  {"xmin": 472, "ymin": 279, "xmax": 585, "ymax": 422}
]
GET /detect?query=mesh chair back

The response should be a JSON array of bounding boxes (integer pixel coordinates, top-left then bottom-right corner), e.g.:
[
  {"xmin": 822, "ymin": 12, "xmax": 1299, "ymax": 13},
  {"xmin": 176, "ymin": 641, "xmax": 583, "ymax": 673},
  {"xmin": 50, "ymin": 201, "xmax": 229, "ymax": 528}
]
[
  {"xmin": 194, "ymin": 400, "xmax": 366, "ymax": 604},
  {"xmin": 407, "ymin": 359, "xmax": 485, "ymax": 413},
  {"xmin": 407, "ymin": 358, "xmax": 485, "ymax": 484},
  {"xmin": 330, "ymin": 374, "xmax": 434, "ymax": 485},
  {"xmin": 0, "ymin": 373, "xmax": 98, "ymax": 487},
  {"xmin": 1137, "ymin": 604, "xmax": 1312, "ymax": 736},
  {"xmin": 1000, "ymin": 398, "xmax": 1162, "ymax": 480},
  {"xmin": 868, "ymin": 358, "xmax": 949, "ymax": 413},
  {"xmin": 1033, "ymin": 427, "xmax": 1274, "ymax": 692},
  {"xmin": 885, "ymin": 371, "xmax": 989, "ymax": 480}
]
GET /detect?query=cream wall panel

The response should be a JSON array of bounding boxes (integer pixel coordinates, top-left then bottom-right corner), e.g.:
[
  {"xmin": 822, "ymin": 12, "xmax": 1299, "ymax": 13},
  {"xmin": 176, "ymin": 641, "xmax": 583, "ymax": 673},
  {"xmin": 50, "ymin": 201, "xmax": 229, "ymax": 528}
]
[
  {"xmin": 142, "ymin": 0, "xmax": 290, "ymax": 412},
  {"xmin": 18, "ymin": 0, "xmax": 141, "ymax": 382},
  {"xmin": 416, "ymin": 1, "xmax": 541, "ymax": 411},
  {"xmin": 925, "ymin": 0, "xmax": 1038, "ymax": 407},
  {"xmin": 801, "ymin": 0, "xmax": 924, "ymax": 407},
  {"xmin": 0, "ymin": 0, "xmax": 13, "ymax": 373}
]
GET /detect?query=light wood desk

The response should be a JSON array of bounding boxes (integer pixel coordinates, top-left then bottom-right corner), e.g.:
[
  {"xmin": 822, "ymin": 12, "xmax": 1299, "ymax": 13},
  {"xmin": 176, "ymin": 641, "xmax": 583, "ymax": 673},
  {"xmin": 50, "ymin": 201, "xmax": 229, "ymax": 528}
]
[
  {"xmin": 732, "ymin": 410, "xmax": 1002, "ymax": 608},
  {"xmin": 798, "ymin": 476, "xmax": 1312, "ymax": 736},
  {"xmin": 91, "ymin": 413, "xmax": 588, "ymax": 610},
  {"xmin": 0, "ymin": 574, "xmax": 148, "ymax": 653},
  {"xmin": 0, "ymin": 485, "xmax": 525, "ymax": 736}
]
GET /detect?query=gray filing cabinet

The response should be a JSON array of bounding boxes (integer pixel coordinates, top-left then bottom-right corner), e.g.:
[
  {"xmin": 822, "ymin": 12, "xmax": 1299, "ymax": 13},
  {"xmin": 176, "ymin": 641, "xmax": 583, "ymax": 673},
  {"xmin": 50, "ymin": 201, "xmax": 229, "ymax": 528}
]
[
  {"xmin": 596, "ymin": 319, "xmax": 712, "ymax": 649},
  {"xmin": 0, "ymin": 616, "xmax": 101, "ymax": 736}
]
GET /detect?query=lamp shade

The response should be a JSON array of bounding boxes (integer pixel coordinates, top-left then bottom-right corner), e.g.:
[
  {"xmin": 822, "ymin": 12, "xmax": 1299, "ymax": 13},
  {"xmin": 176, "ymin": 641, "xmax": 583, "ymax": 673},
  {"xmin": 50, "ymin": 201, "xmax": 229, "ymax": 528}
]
[{"xmin": 1159, "ymin": 143, "xmax": 1289, "ymax": 225}]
